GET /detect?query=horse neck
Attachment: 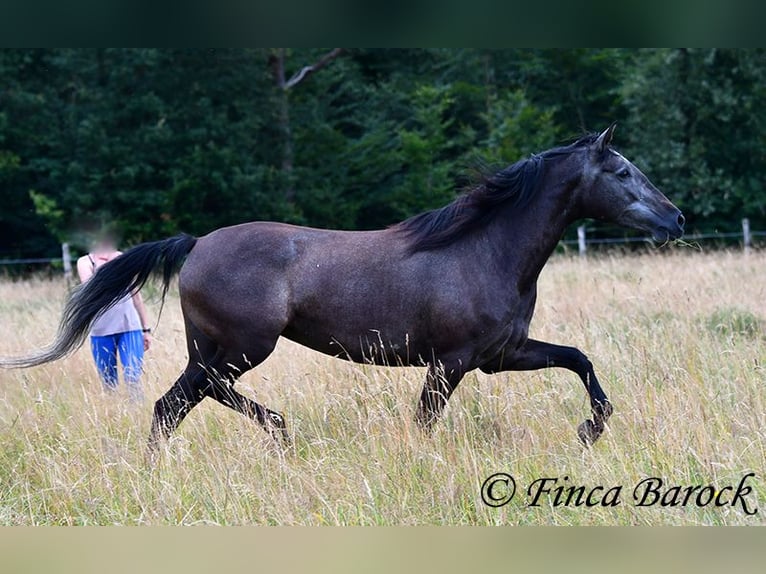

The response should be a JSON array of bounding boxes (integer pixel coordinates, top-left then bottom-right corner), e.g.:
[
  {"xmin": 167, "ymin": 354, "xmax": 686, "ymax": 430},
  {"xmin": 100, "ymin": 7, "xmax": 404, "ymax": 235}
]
[{"xmin": 481, "ymin": 167, "xmax": 582, "ymax": 293}]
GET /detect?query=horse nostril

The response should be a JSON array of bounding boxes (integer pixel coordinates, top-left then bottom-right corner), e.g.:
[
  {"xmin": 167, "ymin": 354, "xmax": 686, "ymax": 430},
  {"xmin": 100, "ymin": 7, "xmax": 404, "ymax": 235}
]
[{"xmin": 677, "ymin": 213, "xmax": 685, "ymax": 228}]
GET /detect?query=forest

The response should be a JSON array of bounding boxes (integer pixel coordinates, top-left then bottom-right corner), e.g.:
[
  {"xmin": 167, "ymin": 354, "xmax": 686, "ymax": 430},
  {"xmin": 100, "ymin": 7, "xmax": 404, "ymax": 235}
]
[{"xmin": 1, "ymin": 48, "xmax": 764, "ymax": 259}]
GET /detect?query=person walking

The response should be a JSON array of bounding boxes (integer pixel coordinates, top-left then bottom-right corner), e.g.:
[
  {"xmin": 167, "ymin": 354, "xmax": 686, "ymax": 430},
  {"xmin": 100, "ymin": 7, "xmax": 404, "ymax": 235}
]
[{"xmin": 76, "ymin": 237, "xmax": 152, "ymax": 402}]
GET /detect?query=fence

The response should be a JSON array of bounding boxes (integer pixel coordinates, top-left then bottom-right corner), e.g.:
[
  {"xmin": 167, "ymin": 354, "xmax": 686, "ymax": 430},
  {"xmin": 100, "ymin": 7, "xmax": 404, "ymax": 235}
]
[
  {"xmin": 565, "ymin": 218, "xmax": 764, "ymax": 256},
  {"xmin": 0, "ymin": 219, "xmax": 763, "ymax": 275},
  {"xmin": 0, "ymin": 243, "xmax": 74, "ymax": 280}
]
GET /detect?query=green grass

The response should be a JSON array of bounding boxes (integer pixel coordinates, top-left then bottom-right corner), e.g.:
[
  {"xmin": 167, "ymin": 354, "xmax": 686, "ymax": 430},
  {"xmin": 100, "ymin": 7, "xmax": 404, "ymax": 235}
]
[
  {"xmin": 706, "ymin": 307, "xmax": 763, "ymax": 340},
  {"xmin": 0, "ymin": 250, "xmax": 764, "ymax": 524}
]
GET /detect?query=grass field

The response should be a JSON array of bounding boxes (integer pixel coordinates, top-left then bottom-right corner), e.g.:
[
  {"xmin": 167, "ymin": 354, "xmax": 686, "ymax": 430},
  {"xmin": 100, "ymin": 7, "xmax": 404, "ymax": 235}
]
[{"xmin": 0, "ymin": 249, "xmax": 764, "ymax": 525}]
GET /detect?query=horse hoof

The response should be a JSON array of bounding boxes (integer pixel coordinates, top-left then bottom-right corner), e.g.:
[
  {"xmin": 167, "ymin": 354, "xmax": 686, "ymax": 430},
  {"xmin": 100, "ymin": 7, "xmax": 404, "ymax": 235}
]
[
  {"xmin": 577, "ymin": 419, "xmax": 600, "ymax": 446},
  {"xmin": 265, "ymin": 411, "xmax": 292, "ymax": 447},
  {"xmin": 267, "ymin": 411, "xmax": 286, "ymax": 428}
]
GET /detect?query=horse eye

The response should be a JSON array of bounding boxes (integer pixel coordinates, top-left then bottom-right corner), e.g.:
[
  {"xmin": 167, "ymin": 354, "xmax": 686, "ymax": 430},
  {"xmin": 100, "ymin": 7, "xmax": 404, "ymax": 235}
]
[{"xmin": 617, "ymin": 169, "xmax": 630, "ymax": 179}]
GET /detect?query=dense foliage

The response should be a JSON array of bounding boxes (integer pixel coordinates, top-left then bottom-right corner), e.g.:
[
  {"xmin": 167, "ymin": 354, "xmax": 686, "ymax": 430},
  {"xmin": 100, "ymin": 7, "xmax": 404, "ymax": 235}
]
[{"xmin": 1, "ymin": 48, "xmax": 764, "ymax": 259}]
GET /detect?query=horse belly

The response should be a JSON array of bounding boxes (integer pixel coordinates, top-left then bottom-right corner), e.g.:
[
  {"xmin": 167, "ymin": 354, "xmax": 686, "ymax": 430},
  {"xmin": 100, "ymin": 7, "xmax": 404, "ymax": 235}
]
[{"xmin": 281, "ymin": 314, "xmax": 430, "ymax": 366}]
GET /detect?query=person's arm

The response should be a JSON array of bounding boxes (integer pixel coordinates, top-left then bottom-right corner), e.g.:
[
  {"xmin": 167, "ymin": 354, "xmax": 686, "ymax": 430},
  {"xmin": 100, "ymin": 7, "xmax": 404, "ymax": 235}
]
[
  {"xmin": 76, "ymin": 255, "xmax": 94, "ymax": 283},
  {"xmin": 132, "ymin": 291, "xmax": 152, "ymax": 351}
]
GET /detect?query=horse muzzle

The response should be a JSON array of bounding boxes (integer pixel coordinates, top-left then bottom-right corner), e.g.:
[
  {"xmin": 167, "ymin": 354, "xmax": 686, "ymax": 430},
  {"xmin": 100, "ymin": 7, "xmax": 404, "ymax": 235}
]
[
  {"xmin": 651, "ymin": 209, "xmax": 685, "ymax": 242},
  {"xmin": 619, "ymin": 201, "xmax": 685, "ymax": 242}
]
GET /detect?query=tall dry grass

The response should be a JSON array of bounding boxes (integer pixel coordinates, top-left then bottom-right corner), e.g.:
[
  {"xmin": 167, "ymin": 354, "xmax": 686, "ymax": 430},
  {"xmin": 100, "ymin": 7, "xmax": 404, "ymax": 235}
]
[{"xmin": 0, "ymin": 249, "xmax": 764, "ymax": 524}]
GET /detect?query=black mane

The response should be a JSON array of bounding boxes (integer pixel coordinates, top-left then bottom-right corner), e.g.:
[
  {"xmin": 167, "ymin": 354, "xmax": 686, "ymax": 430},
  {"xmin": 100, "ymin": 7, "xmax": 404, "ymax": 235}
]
[{"xmin": 394, "ymin": 133, "xmax": 598, "ymax": 252}]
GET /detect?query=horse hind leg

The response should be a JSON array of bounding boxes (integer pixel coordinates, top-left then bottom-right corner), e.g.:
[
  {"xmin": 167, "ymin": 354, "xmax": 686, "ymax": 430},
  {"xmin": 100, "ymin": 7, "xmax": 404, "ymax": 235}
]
[
  {"xmin": 205, "ymin": 374, "xmax": 290, "ymax": 447},
  {"xmin": 146, "ymin": 363, "xmax": 211, "ymax": 464},
  {"xmin": 146, "ymin": 317, "xmax": 224, "ymax": 462},
  {"xmin": 201, "ymin": 345, "xmax": 291, "ymax": 447},
  {"xmin": 146, "ymin": 347, "xmax": 289, "ymax": 465}
]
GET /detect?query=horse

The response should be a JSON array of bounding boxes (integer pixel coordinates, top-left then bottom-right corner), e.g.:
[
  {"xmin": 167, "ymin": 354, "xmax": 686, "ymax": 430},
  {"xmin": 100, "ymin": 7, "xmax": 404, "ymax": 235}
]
[{"xmin": 0, "ymin": 124, "xmax": 684, "ymax": 454}]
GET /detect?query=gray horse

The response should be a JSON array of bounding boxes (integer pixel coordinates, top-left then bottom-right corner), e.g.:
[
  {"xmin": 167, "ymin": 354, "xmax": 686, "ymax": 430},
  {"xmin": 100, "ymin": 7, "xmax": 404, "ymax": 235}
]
[{"xmin": 0, "ymin": 125, "xmax": 684, "ymax": 453}]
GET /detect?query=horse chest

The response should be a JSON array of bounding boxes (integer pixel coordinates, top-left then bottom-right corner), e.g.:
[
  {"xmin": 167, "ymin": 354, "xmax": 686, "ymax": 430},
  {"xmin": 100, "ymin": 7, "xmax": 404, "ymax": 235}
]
[
  {"xmin": 487, "ymin": 318, "xmax": 529, "ymax": 355},
  {"xmin": 470, "ymin": 292, "xmax": 535, "ymax": 364}
]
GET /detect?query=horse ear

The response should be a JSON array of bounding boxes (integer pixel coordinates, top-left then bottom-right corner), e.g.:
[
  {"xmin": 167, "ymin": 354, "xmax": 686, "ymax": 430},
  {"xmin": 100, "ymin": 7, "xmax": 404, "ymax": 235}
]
[{"xmin": 594, "ymin": 122, "xmax": 617, "ymax": 154}]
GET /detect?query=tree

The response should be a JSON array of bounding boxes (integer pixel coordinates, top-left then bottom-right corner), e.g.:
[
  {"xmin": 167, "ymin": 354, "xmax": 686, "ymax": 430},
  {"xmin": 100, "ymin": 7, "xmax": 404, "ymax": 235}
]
[
  {"xmin": 622, "ymin": 48, "xmax": 766, "ymax": 231},
  {"xmin": 1, "ymin": 49, "xmax": 764, "ymax": 262},
  {"xmin": 268, "ymin": 48, "xmax": 346, "ymax": 206}
]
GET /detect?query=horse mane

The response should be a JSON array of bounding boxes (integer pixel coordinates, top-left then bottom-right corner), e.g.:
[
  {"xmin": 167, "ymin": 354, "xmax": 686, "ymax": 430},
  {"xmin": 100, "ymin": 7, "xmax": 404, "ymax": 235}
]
[{"xmin": 393, "ymin": 133, "xmax": 599, "ymax": 252}]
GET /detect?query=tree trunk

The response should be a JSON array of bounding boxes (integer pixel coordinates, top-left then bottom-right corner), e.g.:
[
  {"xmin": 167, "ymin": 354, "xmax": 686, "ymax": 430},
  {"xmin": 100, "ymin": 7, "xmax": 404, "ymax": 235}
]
[
  {"xmin": 267, "ymin": 48, "xmax": 346, "ymax": 206},
  {"xmin": 269, "ymin": 48, "xmax": 295, "ymax": 204},
  {"xmin": 677, "ymin": 48, "xmax": 694, "ymax": 181}
]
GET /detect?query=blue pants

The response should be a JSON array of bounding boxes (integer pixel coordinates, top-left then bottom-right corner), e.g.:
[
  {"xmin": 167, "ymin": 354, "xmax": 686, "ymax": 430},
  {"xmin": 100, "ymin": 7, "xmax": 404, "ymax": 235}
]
[{"xmin": 90, "ymin": 330, "xmax": 144, "ymax": 401}]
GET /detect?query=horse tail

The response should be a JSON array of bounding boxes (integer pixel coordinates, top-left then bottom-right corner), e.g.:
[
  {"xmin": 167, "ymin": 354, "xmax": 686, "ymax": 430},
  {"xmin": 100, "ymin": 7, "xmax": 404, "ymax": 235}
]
[{"xmin": 0, "ymin": 233, "xmax": 197, "ymax": 369}]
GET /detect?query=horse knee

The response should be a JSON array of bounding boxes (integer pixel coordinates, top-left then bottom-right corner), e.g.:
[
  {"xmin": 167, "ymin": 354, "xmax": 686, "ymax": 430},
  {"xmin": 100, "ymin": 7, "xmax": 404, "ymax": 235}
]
[
  {"xmin": 564, "ymin": 346, "xmax": 592, "ymax": 376},
  {"xmin": 579, "ymin": 355, "xmax": 594, "ymax": 376}
]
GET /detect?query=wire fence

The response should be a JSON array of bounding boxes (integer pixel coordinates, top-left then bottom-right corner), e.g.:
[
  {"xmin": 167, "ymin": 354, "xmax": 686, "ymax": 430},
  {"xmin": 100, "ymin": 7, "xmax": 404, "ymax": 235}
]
[
  {"xmin": 0, "ymin": 243, "xmax": 73, "ymax": 278},
  {"xmin": 561, "ymin": 218, "xmax": 762, "ymax": 256},
  {"xmin": 0, "ymin": 219, "xmax": 763, "ymax": 274}
]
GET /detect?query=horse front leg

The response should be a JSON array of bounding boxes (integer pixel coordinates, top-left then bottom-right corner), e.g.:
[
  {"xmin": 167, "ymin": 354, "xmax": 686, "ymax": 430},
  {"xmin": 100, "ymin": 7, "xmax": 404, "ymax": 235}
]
[
  {"xmin": 480, "ymin": 338, "xmax": 613, "ymax": 445},
  {"xmin": 415, "ymin": 360, "xmax": 466, "ymax": 431}
]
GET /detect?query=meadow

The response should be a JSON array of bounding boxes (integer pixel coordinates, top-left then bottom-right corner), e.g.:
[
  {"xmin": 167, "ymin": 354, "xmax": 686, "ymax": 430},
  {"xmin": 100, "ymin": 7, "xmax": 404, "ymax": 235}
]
[{"xmin": 0, "ymin": 249, "xmax": 763, "ymax": 525}]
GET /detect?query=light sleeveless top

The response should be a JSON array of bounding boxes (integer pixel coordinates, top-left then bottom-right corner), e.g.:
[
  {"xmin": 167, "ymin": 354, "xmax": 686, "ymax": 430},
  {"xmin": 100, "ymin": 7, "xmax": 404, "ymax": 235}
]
[{"xmin": 88, "ymin": 254, "xmax": 142, "ymax": 337}]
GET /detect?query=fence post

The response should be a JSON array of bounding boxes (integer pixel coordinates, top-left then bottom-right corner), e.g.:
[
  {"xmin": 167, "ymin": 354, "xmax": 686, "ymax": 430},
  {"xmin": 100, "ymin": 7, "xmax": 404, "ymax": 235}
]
[
  {"xmin": 577, "ymin": 225, "xmax": 587, "ymax": 257},
  {"xmin": 742, "ymin": 218, "xmax": 751, "ymax": 254},
  {"xmin": 62, "ymin": 242, "xmax": 72, "ymax": 281}
]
